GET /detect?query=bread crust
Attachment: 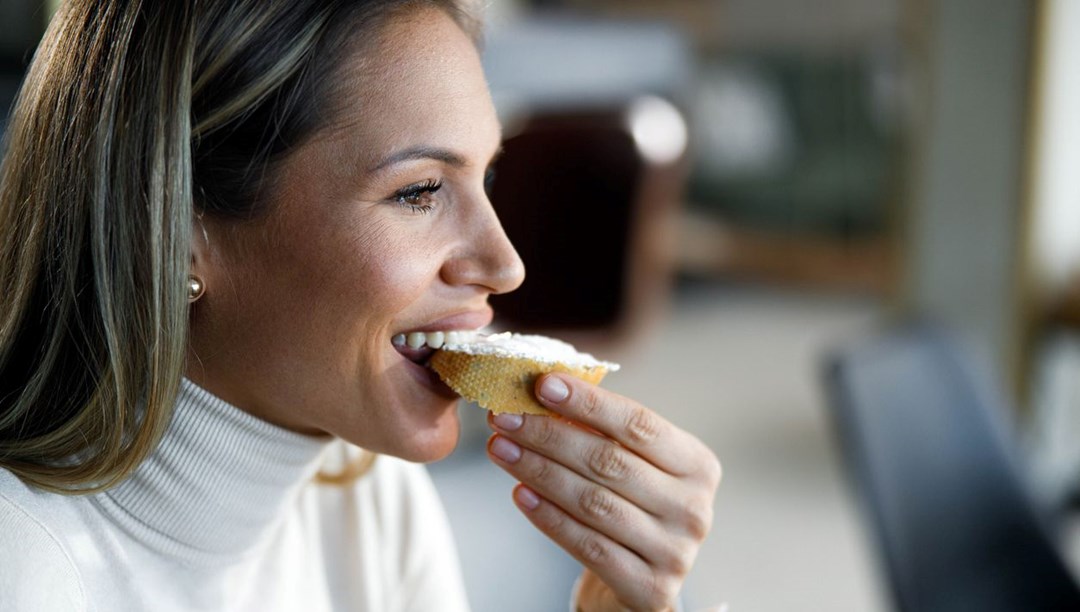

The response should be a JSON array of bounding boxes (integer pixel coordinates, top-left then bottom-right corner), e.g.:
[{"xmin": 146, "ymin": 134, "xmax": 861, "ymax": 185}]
[{"xmin": 429, "ymin": 350, "xmax": 611, "ymax": 415}]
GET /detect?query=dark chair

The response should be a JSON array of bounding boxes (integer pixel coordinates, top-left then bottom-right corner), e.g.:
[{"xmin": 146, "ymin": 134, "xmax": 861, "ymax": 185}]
[
  {"xmin": 488, "ymin": 106, "xmax": 685, "ymax": 345},
  {"xmin": 823, "ymin": 323, "xmax": 1080, "ymax": 612}
]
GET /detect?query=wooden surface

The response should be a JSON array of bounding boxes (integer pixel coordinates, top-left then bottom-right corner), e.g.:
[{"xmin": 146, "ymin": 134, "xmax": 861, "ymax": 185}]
[{"xmin": 676, "ymin": 210, "xmax": 895, "ymax": 295}]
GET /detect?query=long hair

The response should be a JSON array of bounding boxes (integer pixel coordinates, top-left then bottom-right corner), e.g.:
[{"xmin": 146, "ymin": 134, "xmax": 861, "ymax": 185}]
[{"xmin": 0, "ymin": 0, "xmax": 478, "ymax": 493}]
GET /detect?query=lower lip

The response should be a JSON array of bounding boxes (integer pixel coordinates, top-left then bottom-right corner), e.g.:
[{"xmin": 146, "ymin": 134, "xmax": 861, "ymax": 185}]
[{"xmin": 403, "ymin": 356, "xmax": 459, "ymax": 399}]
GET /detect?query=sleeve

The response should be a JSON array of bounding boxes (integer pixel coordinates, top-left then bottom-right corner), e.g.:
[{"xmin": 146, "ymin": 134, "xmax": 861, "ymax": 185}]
[
  {"xmin": 0, "ymin": 495, "xmax": 88, "ymax": 611},
  {"xmin": 393, "ymin": 461, "xmax": 471, "ymax": 612}
]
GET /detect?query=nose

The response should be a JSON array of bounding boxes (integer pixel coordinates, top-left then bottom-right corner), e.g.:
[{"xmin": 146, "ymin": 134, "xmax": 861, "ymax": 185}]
[{"xmin": 440, "ymin": 203, "xmax": 525, "ymax": 295}]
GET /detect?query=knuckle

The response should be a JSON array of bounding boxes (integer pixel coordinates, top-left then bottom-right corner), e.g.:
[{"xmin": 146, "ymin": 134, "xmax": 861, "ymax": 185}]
[
  {"xmin": 682, "ymin": 496, "xmax": 714, "ymax": 542},
  {"xmin": 659, "ymin": 542, "xmax": 694, "ymax": 577},
  {"xmin": 578, "ymin": 534, "xmax": 609, "ymax": 566},
  {"xmin": 670, "ymin": 550, "xmax": 692, "ymax": 578},
  {"xmin": 537, "ymin": 501, "xmax": 568, "ymax": 533},
  {"xmin": 651, "ymin": 543, "xmax": 682, "ymax": 578},
  {"xmin": 648, "ymin": 525, "xmax": 696, "ymax": 577},
  {"xmin": 579, "ymin": 387, "xmax": 603, "ymax": 419},
  {"xmin": 586, "ymin": 443, "xmax": 632, "ymax": 483},
  {"xmin": 705, "ymin": 453, "xmax": 723, "ymax": 488},
  {"xmin": 625, "ymin": 408, "xmax": 662, "ymax": 445},
  {"xmin": 579, "ymin": 486, "xmax": 619, "ymax": 522},
  {"xmin": 530, "ymin": 414, "xmax": 561, "ymax": 449},
  {"xmin": 646, "ymin": 573, "xmax": 681, "ymax": 610},
  {"xmin": 528, "ymin": 452, "xmax": 556, "ymax": 485}
]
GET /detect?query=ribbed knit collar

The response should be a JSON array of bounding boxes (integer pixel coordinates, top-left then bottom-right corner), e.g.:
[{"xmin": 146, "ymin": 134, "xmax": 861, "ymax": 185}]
[{"xmin": 94, "ymin": 378, "xmax": 332, "ymax": 567}]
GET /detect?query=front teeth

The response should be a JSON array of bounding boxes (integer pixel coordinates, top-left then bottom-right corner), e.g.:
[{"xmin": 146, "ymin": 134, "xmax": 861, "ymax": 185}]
[{"xmin": 394, "ymin": 330, "xmax": 470, "ymax": 350}]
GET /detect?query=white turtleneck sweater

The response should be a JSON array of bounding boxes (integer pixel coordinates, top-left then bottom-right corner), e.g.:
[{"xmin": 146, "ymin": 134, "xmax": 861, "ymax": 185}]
[{"xmin": 0, "ymin": 379, "xmax": 471, "ymax": 611}]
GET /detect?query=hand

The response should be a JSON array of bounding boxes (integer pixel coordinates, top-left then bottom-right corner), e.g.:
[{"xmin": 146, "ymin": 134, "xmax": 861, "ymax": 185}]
[{"xmin": 486, "ymin": 373, "xmax": 722, "ymax": 611}]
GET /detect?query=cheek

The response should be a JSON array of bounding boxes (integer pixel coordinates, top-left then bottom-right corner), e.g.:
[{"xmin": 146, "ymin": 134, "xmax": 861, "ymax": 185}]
[{"xmin": 336, "ymin": 220, "xmax": 444, "ymax": 313}]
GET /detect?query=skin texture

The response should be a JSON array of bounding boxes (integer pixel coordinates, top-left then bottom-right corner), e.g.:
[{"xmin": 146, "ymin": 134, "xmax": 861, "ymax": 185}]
[
  {"xmin": 188, "ymin": 8, "xmax": 523, "ymax": 462},
  {"xmin": 488, "ymin": 374, "xmax": 722, "ymax": 612},
  {"xmin": 189, "ymin": 7, "xmax": 721, "ymax": 611}
]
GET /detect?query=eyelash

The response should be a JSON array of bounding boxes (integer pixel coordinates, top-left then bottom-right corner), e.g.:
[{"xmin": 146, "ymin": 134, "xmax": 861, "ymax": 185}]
[{"xmin": 392, "ymin": 179, "xmax": 442, "ymax": 214}]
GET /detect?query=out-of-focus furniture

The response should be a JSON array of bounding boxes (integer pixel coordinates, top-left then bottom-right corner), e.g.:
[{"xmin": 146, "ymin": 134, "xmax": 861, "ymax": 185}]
[
  {"xmin": 1047, "ymin": 279, "xmax": 1080, "ymax": 331},
  {"xmin": 823, "ymin": 323, "xmax": 1080, "ymax": 612},
  {"xmin": 488, "ymin": 105, "xmax": 685, "ymax": 344},
  {"xmin": 1026, "ymin": 275, "xmax": 1080, "ymax": 513},
  {"xmin": 480, "ymin": 17, "xmax": 693, "ymax": 345}
]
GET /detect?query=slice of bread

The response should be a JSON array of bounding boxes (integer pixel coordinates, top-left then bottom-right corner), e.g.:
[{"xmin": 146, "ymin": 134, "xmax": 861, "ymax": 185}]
[{"xmin": 429, "ymin": 332, "xmax": 619, "ymax": 415}]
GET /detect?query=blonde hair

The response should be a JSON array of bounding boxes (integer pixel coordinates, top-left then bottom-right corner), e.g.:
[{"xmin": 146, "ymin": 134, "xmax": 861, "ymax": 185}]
[{"xmin": 0, "ymin": 0, "xmax": 477, "ymax": 493}]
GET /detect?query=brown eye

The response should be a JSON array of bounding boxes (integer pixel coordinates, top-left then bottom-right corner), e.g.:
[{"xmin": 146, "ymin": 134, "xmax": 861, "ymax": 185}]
[{"xmin": 392, "ymin": 180, "xmax": 441, "ymax": 213}]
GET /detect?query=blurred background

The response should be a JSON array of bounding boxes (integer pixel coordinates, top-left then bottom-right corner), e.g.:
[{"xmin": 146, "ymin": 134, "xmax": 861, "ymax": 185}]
[{"xmin": 6, "ymin": 0, "xmax": 1080, "ymax": 610}]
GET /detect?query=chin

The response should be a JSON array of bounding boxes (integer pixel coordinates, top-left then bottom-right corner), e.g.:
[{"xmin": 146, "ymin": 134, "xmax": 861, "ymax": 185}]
[
  {"xmin": 358, "ymin": 359, "xmax": 462, "ymax": 462},
  {"xmin": 386, "ymin": 403, "xmax": 462, "ymax": 463},
  {"xmin": 341, "ymin": 383, "xmax": 461, "ymax": 463}
]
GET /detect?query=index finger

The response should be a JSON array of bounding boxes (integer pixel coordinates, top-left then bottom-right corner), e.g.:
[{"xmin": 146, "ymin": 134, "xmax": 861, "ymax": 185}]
[{"xmin": 534, "ymin": 373, "xmax": 704, "ymax": 478}]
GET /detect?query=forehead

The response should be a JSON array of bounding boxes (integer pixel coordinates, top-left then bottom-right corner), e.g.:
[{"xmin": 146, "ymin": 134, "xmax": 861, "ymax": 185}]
[{"xmin": 321, "ymin": 6, "xmax": 500, "ymax": 165}]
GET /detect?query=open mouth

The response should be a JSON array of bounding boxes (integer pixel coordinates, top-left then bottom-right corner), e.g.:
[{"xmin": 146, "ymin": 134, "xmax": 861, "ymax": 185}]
[
  {"xmin": 392, "ymin": 329, "xmax": 480, "ymax": 399},
  {"xmin": 391, "ymin": 330, "xmax": 477, "ymax": 366},
  {"xmin": 390, "ymin": 304, "xmax": 493, "ymax": 397},
  {"xmin": 395, "ymin": 330, "xmax": 479, "ymax": 397}
]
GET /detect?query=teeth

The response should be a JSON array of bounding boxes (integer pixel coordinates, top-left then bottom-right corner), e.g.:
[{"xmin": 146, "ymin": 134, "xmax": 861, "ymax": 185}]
[
  {"xmin": 406, "ymin": 332, "xmax": 426, "ymax": 349},
  {"xmin": 394, "ymin": 329, "xmax": 472, "ymax": 351}
]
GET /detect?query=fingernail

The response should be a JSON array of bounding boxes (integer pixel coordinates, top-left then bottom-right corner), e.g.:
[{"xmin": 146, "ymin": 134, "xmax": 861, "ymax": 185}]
[
  {"xmin": 515, "ymin": 485, "xmax": 541, "ymax": 510},
  {"xmin": 490, "ymin": 436, "xmax": 522, "ymax": 463},
  {"xmin": 492, "ymin": 412, "xmax": 523, "ymax": 431},
  {"xmin": 539, "ymin": 376, "xmax": 570, "ymax": 404}
]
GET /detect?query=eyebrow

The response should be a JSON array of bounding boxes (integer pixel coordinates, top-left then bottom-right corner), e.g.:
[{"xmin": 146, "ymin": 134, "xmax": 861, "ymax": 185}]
[
  {"xmin": 369, "ymin": 146, "xmax": 467, "ymax": 173},
  {"xmin": 369, "ymin": 144, "xmax": 504, "ymax": 173}
]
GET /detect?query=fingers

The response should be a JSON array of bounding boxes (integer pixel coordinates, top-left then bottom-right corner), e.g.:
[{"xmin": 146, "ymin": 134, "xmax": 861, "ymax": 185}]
[
  {"xmin": 506, "ymin": 482, "xmax": 686, "ymax": 612},
  {"xmin": 489, "ymin": 374, "xmax": 722, "ymax": 612},
  {"xmin": 535, "ymin": 374, "xmax": 721, "ymax": 484},
  {"xmin": 489, "ymin": 411, "xmax": 684, "ymax": 518},
  {"xmin": 488, "ymin": 432, "xmax": 694, "ymax": 572}
]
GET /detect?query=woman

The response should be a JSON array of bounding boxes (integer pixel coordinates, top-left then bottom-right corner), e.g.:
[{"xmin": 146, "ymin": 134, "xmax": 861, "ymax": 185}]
[{"xmin": 0, "ymin": 1, "xmax": 721, "ymax": 610}]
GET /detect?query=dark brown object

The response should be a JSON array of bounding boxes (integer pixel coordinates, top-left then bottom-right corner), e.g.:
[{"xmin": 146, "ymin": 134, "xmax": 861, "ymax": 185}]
[{"xmin": 489, "ymin": 108, "xmax": 683, "ymax": 344}]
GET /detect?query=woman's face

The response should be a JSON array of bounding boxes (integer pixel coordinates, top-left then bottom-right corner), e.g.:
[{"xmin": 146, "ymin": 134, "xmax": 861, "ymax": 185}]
[{"xmin": 188, "ymin": 8, "xmax": 524, "ymax": 462}]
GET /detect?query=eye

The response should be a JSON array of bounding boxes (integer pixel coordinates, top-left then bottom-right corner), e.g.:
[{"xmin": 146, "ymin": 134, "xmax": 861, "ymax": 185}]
[{"xmin": 392, "ymin": 179, "xmax": 442, "ymax": 214}]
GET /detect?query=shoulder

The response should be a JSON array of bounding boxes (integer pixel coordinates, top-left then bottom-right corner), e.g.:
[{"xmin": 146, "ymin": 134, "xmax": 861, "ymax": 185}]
[{"xmin": 0, "ymin": 471, "xmax": 88, "ymax": 610}]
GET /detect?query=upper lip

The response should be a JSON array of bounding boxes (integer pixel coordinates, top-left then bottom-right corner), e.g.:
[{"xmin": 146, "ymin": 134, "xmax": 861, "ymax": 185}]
[{"xmin": 395, "ymin": 307, "xmax": 493, "ymax": 336}]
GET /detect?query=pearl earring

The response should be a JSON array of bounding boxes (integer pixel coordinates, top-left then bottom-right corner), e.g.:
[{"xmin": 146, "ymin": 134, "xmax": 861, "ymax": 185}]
[{"xmin": 187, "ymin": 275, "xmax": 205, "ymax": 303}]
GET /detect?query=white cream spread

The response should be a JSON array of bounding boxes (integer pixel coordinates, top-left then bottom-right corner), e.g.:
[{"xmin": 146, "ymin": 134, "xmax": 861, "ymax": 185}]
[{"xmin": 440, "ymin": 331, "xmax": 620, "ymax": 371}]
